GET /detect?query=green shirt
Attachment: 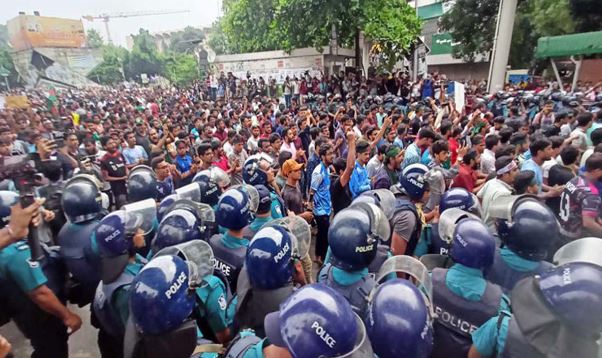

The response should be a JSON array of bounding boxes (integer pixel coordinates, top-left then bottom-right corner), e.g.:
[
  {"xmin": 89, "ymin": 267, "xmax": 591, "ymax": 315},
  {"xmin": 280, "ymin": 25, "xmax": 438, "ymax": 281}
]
[{"xmin": 0, "ymin": 241, "xmax": 47, "ymax": 293}]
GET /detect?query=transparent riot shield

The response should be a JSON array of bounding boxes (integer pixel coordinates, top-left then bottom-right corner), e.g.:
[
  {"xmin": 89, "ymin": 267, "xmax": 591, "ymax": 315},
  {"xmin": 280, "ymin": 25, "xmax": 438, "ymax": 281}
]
[
  {"xmin": 261, "ymin": 216, "xmax": 311, "ymax": 259},
  {"xmin": 124, "ymin": 198, "xmax": 157, "ymax": 236},
  {"xmin": 175, "ymin": 182, "xmax": 202, "ymax": 203},
  {"xmin": 553, "ymin": 237, "xmax": 602, "ymax": 268},
  {"xmin": 231, "ymin": 184, "xmax": 260, "ymax": 213},
  {"xmin": 336, "ymin": 313, "xmax": 374, "ymax": 358},
  {"xmin": 351, "ymin": 202, "xmax": 391, "ymax": 244},
  {"xmin": 354, "ymin": 189, "xmax": 396, "ymax": 220},
  {"xmin": 487, "ymin": 194, "xmax": 539, "ymax": 222},
  {"xmin": 419, "ymin": 254, "xmax": 454, "ymax": 272},
  {"xmin": 154, "ymin": 240, "xmax": 214, "ymax": 288},
  {"xmin": 376, "ymin": 255, "xmax": 432, "ymax": 300},
  {"xmin": 438, "ymin": 208, "xmax": 480, "ymax": 244}
]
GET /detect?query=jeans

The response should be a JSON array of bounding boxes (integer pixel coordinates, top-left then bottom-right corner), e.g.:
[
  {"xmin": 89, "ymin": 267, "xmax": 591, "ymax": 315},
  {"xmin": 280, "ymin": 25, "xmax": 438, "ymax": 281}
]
[
  {"xmin": 284, "ymin": 94, "xmax": 292, "ymax": 108},
  {"xmin": 315, "ymin": 215, "xmax": 330, "ymax": 260}
]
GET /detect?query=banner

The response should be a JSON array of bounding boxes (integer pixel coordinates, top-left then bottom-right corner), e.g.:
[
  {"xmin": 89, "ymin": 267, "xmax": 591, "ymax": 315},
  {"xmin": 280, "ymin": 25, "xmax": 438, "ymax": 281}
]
[
  {"xmin": 453, "ymin": 81, "xmax": 465, "ymax": 113},
  {"xmin": 4, "ymin": 95, "xmax": 30, "ymax": 109},
  {"xmin": 8, "ymin": 15, "xmax": 85, "ymax": 51}
]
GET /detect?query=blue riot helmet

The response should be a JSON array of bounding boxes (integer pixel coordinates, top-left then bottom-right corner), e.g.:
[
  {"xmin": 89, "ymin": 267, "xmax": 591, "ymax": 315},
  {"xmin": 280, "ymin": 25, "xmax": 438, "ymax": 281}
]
[
  {"xmin": 491, "ymin": 196, "xmax": 559, "ymax": 261},
  {"xmin": 366, "ymin": 279, "xmax": 434, "ymax": 358},
  {"xmin": 439, "ymin": 187, "xmax": 481, "ymax": 217},
  {"xmin": 246, "ymin": 226, "xmax": 294, "ymax": 290},
  {"xmin": 95, "ymin": 210, "xmax": 133, "ymax": 282},
  {"xmin": 399, "ymin": 164, "xmax": 430, "ymax": 201},
  {"xmin": 192, "ymin": 167, "xmax": 230, "ymax": 207},
  {"xmin": 154, "ymin": 240, "xmax": 214, "ymax": 288},
  {"xmin": 152, "ymin": 208, "xmax": 204, "ymax": 253},
  {"xmin": 215, "ymin": 188, "xmax": 252, "ymax": 230},
  {"xmin": 127, "ymin": 165, "xmax": 158, "ymax": 202},
  {"xmin": 254, "ymin": 184, "xmax": 272, "ymax": 214},
  {"xmin": 264, "ymin": 283, "xmax": 373, "ymax": 358},
  {"xmin": 230, "ymin": 184, "xmax": 260, "ymax": 215},
  {"xmin": 449, "ymin": 218, "xmax": 496, "ymax": 270},
  {"xmin": 537, "ymin": 262, "xmax": 602, "ymax": 334},
  {"xmin": 165, "ymin": 199, "xmax": 217, "ymax": 241},
  {"xmin": 328, "ymin": 202, "xmax": 390, "ymax": 271},
  {"xmin": 130, "ymin": 255, "xmax": 196, "ymax": 335},
  {"xmin": 157, "ymin": 193, "xmax": 178, "ymax": 222},
  {"xmin": 354, "ymin": 189, "xmax": 396, "ymax": 220},
  {"xmin": 0, "ymin": 190, "xmax": 19, "ymax": 228},
  {"xmin": 62, "ymin": 174, "xmax": 103, "ymax": 223},
  {"xmin": 127, "ymin": 255, "xmax": 198, "ymax": 358},
  {"xmin": 243, "ymin": 153, "xmax": 274, "ymax": 186}
]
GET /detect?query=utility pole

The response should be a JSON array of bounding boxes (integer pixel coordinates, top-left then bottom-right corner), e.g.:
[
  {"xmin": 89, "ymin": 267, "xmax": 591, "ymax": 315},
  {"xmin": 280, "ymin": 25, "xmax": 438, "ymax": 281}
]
[
  {"xmin": 412, "ymin": 0, "xmax": 420, "ymax": 82},
  {"xmin": 487, "ymin": 0, "xmax": 518, "ymax": 93}
]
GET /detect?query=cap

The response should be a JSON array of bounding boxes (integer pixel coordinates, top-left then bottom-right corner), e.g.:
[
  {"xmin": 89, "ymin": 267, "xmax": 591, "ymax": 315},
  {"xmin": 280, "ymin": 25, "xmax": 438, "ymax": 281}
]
[{"xmin": 282, "ymin": 159, "xmax": 303, "ymax": 177}]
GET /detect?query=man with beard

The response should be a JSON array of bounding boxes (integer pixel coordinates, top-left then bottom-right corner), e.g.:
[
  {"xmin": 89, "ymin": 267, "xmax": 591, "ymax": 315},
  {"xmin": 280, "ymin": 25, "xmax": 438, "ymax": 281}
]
[
  {"xmin": 373, "ymin": 145, "xmax": 405, "ymax": 189},
  {"xmin": 100, "ymin": 136, "xmax": 129, "ymax": 209},
  {"xmin": 134, "ymin": 119, "xmax": 151, "ymax": 155},
  {"xmin": 451, "ymin": 149, "xmax": 485, "ymax": 194},
  {"xmin": 310, "ymin": 143, "xmax": 335, "ymax": 265},
  {"xmin": 521, "ymin": 137, "xmax": 564, "ymax": 199}
]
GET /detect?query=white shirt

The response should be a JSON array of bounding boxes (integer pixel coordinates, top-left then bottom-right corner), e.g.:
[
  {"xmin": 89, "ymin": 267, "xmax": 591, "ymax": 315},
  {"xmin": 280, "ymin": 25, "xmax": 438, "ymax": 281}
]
[
  {"xmin": 366, "ymin": 156, "xmax": 383, "ymax": 178},
  {"xmin": 480, "ymin": 148, "xmax": 496, "ymax": 175},
  {"xmin": 477, "ymin": 178, "xmax": 514, "ymax": 232},
  {"xmin": 281, "ymin": 140, "xmax": 297, "ymax": 160}
]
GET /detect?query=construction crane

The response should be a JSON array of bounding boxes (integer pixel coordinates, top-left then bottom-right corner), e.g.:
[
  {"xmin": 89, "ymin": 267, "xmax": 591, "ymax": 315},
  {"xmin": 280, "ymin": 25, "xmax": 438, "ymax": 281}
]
[{"xmin": 82, "ymin": 10, "xmax": 190, "ymax": 44}]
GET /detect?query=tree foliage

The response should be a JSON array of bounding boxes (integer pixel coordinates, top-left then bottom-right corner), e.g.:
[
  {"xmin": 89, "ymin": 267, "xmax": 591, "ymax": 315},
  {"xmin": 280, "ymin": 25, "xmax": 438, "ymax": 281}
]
[
  {"xmin": 86, "ymin": 29, "xmax": 104, "ymax": 48},
  {"xmin": 0, "ymin": 24, "xmax": 20, "ymax": 88},
  {"xmin": 568, "ymin": 0, "xmax": 602, "ymax": 32},
  {"xmin": 222, "ymin": 0, "xmax": 281, "ymax": 53},
  {"xmin": 128, "ymin": 29, "xmax": 163, "ymax": 78},
  {"xmin": 88, "ymin": 45, "xmax": 128, "ymax": 84},
  {"xmin": 207, "ymin": 21, "xmax": 230, "ymax": 55},
  {"xmin": 163, "ymin": 53, "xmax": 199, "ymax": 87}
]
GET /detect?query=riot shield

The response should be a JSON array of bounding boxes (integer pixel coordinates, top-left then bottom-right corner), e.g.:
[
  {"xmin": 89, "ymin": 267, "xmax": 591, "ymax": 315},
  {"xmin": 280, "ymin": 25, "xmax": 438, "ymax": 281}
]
[
  {"xmin": 438, "ymin": 208, "xmax": 480, "ymax": 244},
  {"xmin": 124, "ymin": 198, "xmax": 157, "ymax": 235},
  {"xmin": 154, "ymin": 240, "xmax": 214, "ymax": 288},
  {"xmin": 553, "ymin": 237, "xmax": 602, "ymax": 268}
]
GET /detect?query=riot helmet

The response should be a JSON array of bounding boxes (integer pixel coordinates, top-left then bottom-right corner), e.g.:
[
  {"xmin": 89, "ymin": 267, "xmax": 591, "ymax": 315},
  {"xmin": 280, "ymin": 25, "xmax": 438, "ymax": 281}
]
[
  {"xmin": 353, "ymin": 189, "xmax": 396, "ymax": 220},
  {"xmin": 246, "ymin": 226, "xmax": 294, "ymax": 290},
  {"xmin": 192, "ymin": 167, "xmax": 230, "ymax": 207},
  {"xmin": 243, "ymin": 153, "xmax": 275, "ymax": 186},
  {"xmin": 62, "ymin": 174, "xmax": 103, "ymax": 223},
  {"xmin": 215, "ymin": 188, "xmax": 252, "ymax": 230},
  {"xmin": 127, "ymin": 165, "xmax": 158, "ymax": 202},
  {"xmin": 449, "ymin": 218, "xmax": 496, "ymax": 270},
  {"xmin": 399, "ymin": 164, "xmax": 430, "ymax": 201},
  {"xmin": 152, "ymin": 208, "xmax": 204, "ymax": 253},
  {"xmin": 439, "ymin": 187, "xmax": 481, "ymax": 217}
]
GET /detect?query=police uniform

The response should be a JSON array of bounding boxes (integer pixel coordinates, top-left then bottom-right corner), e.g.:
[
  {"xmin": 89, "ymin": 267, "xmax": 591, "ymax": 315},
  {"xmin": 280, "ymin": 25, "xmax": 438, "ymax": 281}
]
[
  {"xmin": 431, "ymin": 264, "xmax": 509, "ymax": 358},
  {"xmin": 269, "ymin": 192, "xmax": 284, "ymax": 219},
  {"xmin": 485, "ymin": 247, "xmax": 553, "ymax": 293},
  {"xmin": 209, "ymin": 233, "xmax": 250, "ymax": 289},
  {"xmin": 195, "ymin": 274, "xmax": 235, "ymax": 342},
  {"xmin": 241, "ymin": 216, "xmax": 271, "ymax": 241},
  {"xmin": 317, "ymin": 264, "xmax": 375, "ymax": 316},
  {"xmin": 0, "ymin": 241, "xmax": 69, "ymax": 357},
  {"xmin": 58, "ymin": 220, "xmax": 102, "ymax": 305},
  {"xmin": 207, "ymin": 330, "xmax": 265, "ymax": 358},
  {"xmin": 390, "ymin": 194, "xmax": 423, "ymax": 256}
]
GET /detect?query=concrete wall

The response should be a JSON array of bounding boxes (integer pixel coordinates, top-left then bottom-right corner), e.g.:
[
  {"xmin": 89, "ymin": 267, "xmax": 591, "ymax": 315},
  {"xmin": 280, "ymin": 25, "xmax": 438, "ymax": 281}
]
[
  {"xmin": 579, "ymin": 59, "xmax": 602, "ymax": 83},
  {"xmin": 428, "ymin": 62, "xmax": 490, "ymax": 81}
]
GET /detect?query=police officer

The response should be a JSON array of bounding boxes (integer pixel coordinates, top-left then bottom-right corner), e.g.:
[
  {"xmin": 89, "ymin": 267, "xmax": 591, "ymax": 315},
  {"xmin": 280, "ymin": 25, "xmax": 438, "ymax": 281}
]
[
  {"xmin": 318, "ymin": 202, "xmax": 389, "ymax": 316},
  {"xmin": 224, "ymin": 283, "xmax": 373, "ymax": 357},
  {"xmin": 235, "ymin": 225, "xmax": 305, "ymax": 337},
  {"xmin": 241, "ymin": 185, "xmax": 272, "ymax": 240},
  {"xmin": 152, "ymin": 210, "xmax": 233, "ymax": 344},
  {"xmin": 0, "ymin": 191, "xmax": 82, "ymax": 358},
  {"xmin": 127, "ymin": 165, "xmax": 158, "ymax": 202},
  {"xmin": 390, "ymin": 164, "xmax": 430, "ymax": 256},
  {"xmin": 92, "ymin": 208, "xmax": 149, "ymax": 357},
  {"xmin": 57, "ymin": 174, "xmax": 105, "ymax": 305},
  {"xmin": 351, "ymin": 189, "xmax": 395, "ymax": 278},
  {"xmin": 431, "ymin": 218, "xmax": 508, "ymax": 358},
  {"xmin": 124, "ymin": 255, "xmax": 207, "ymax": 358},
  {"xmin": 485, "ymin": 196, "xmax": 558, "ymax": 293},
  {"xmin": 208, "ymin": 188, "xmax": 253, "ymax": 289},
  {"xmin": 242, "ymin": 153, "xmax": 285, "ymax": 219},
  {"xmin": 366, "ymin": 275, "xmax": 434, "ymax": 357},
  {"xmin": 470, "ymin": 261, "xmax": 602, "ymax": 358},
  {"xmin": 193, "ymin": 167, "xmax": 230, "ymax": 209}
]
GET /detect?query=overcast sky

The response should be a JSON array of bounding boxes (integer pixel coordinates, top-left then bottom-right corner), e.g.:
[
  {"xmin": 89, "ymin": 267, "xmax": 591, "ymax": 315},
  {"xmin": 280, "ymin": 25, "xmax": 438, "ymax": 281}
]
[{"xmin": 1, "ymin": 0, "xmax": 221, "ymax": 47}]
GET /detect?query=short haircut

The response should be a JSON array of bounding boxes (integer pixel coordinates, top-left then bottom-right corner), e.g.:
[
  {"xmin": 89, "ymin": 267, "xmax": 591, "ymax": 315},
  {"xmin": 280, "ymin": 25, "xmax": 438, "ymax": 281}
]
[
  {"xmin": 278, "ymin": 151, "xmax": 293, "ymax": 168},
  {"xmin": 440, "ymin": 121, "xmax": 452, "ymax": 136},
  {"xmin": 258, "ymin": 138, "xmax": 269, "ymax": 149},
  {"xmin": 268, "ymin": 133, "xmax": 281, "ymax": 144},
  {"xmin": 585, "ymin": 152, "xmax": 602, "ymax": 172},
  {"xmin": 495, "ymin": 144, "xmax": 515, "ymax": 159},
  {"xmin": 356, "ymin": 140, "xmax": 370, "ymax": 154},
  {"xmin": 591, "ymin": 128, "xmax": 602, "ymax": 147},
  {"xmin": 40, "ymin": 159, "xmax": 63, "ymax": 182},
  {"xmin": 485, "ymin": 134, "xmax": 500, "ymax": 150},
  {"xmin": 315, "ymin": 137, "xmax": 328, "ymax": 149},
  {"xmin": 576, "ymin": 112, "xmax": 594, "ymax": 127},
  {"xmin": 231, "ymin": 135, "xmax": 244, "ymax": 145},
  {"xmin": 333, "ymin": 157, "xmax": 346, "ymax": 173},
  {"xmin": 100, "ymin": 135, "xmax": 111, "ymax": 147},
  {"xmin": 472, "ymin": 134, "xmax": 484, "ymax": 146},
  {"xmin": 549, "ymin": 136, "xmax": 564, "ymax": 149},
  {"xmin": 514, "ymin": 171, "xmax": 536, "ymax": 194},
  {"xmin": 493, "ymin": 116, "xmax": 505, "ymax": 124},
  {"xmin": 495, "ymin": 156, "xmax": 514, "ymax": 173},
  {"xmin": 509, "ymin": 132, "xmax": 527, "ymax": 146},
  {"xmin": 560, "ymin": 146, "xmax": 579, "ymax": 166},
  {"xmin": 150, "ymin": 155, "xmax": 166, "ymax": 170},
  {"xmin": 319, "ymin": 143, "xmax": 333, "ymax": 157},
  {"xmin": 418, "ymin": 128, "xmax": 437, "ymax": 141},
  {"xmin": 82, "ymin": 137, "xmax": 95, "ymax": 146},
  {"xmin": 498, "ymin": 127, "xmax": 514, "ymax": 144},
  {"xmin": 529, "ymin": 138, "xmax": 551, "ymax": 157},
  {"xmin": 197, "ymin": 142, "xmax": 212, "ymax": 156},
  {"xmin": 431, "ymin": 140, "xmax": 449, "ymax": 155},
  {"xmin": 463, "ymin": 149, "xmax": 479, "ymax": 165}
]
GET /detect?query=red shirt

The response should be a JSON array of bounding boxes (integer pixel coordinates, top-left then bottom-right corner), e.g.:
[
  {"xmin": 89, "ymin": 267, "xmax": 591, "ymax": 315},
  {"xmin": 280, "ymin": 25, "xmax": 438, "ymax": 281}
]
[
  {"xmin": 212, "ymin": 155, "xmax": 230, "ymax": 172},
  {"xmin": 448, "ymin": 137, "xmax": 459, "ymax": 165},
  {"xmin": 451, "ymin": 163, "xmax": 477, "ymax": 192},
  {"xmin": 214, "ymin": 129, "xmax": 228, "ymax": 142}
]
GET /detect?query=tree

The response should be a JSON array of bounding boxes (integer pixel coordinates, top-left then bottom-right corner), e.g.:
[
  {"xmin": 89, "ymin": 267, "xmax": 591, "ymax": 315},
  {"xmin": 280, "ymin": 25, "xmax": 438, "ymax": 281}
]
[
  {"xmin": 163, "ymin": 53, "xmax": 199, "ymax": 86},
  {"xmin": 207, "ymin": 20, "xmax": 230, "ymax": 55},
  {"xmin": 128, "ymin": 29, "xmax": 163, "ymax": 78},
  {"xmin": 222, "ymin": 0, "xmax": 280, "ymax": 53},
  {"xmin": 568, "ymin": 0, "xmax": 602, "ymax": 32},
  {"xmin": 88, "ymin": 45, "xmax": 128, "ymax": 84},
  {"xmin": 86, "ymin": 29, "xmax": 104, "ymax": 48},
  {"xmin": 169, "ymin": 27, "xmax": 205, "ymax": 54},
  {"xmin": 0, "ymin": 24, "xmax": 20, "ymax": 88}
]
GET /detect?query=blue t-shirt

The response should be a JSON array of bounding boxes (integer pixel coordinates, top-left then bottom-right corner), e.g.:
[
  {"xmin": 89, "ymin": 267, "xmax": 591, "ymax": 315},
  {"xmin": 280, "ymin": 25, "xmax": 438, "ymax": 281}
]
[
  {"xmin": 311, "ymin": 162, "xmax": 331, "ymax": 216},
  {"xmin": 402, "ymin": 142, "xmax": 421, "ymax": 169},
  {"xmin": 349, "ymin": 161, "xmax": 371, "ymax": 199},
  {"xmin": 122, "ymin": 145, "xmax": 148, "ymax": 165},
  {"xmin": 521, "ymin": 159, "xmax": 543, "ymax": 192}
]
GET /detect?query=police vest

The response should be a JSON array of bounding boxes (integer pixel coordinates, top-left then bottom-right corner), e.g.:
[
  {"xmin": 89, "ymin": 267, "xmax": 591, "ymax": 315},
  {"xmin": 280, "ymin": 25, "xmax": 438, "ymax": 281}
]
[
  {"xmin": 92, "ymin": 272, "xmax": 135, "ymax": 337},
  {"xmin": 235, "ymin": 285, "xmax": 294, "ymax": 338},
  {"xmin": 318, "ymin": 263, "xmax": 375, "ymax": 317},
  {"xmin": 58, "ymin": 221, "xmax": 101, "ymax": 304},
  {"xmin": 223, "ymin": 331, "xmax": 262, "ymax": 358},
  {"xmin": 392, "ymin": 197, "xmax": 422, "ymax": 256},
  {"xmin": 431, "ymin": 268, "xmax": 503, "ymax": 358},
  {"xmin": 367, "ymin": 244, "xmax": 390, "ymax": 280},
  {"xmin": 209, "ymin": 234, "xmax": 247, "ymax": 290},
  {"xmin": 485, "ymin": 249, "xmax": 553, "ymax": 294},
  {"xmin": 428, "ymin": 223, "xmax": 451, "ymax": 256},
  {"xmin": 501, "ymin": 316, "xmax": 545, "ymax": 358},
  {"xmin": 240, "ymin": 226, "xmax": 258, "ymax": 242}
]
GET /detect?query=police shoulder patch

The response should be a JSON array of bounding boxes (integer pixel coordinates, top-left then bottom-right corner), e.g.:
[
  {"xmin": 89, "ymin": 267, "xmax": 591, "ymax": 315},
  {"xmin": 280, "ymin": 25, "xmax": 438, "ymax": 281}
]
[
  {"xmin": 27, "ymin": 259, "xmax": 40, "ymax": 269},
  {"xmin": 218, "ymin": 294, "xmax": 227, "ymax": 311}
]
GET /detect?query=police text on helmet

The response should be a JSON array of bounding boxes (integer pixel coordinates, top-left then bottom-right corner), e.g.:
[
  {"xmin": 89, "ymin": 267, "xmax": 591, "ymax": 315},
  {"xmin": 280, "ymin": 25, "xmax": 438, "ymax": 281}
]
[
  {"xmin": 355, "ymin": 244, "xmax": 374, "ymax": 253},
  {"xmin": 311, "ymin": 321, "xmax": 336, "ymax": 348},
  {"xmin": 274, "ymin": 242, "xmax": 290, "ymax": 263},
  {"xmin": 165, "ymin": 271, "xmax": 187, "ymax": 299}
]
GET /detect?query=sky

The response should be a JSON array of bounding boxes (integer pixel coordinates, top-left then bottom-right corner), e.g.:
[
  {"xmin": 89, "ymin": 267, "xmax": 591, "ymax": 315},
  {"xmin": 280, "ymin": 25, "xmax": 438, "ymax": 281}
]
[{"xmin": 1, "ymin": 0, "xmax": 222, "ymax": 47}]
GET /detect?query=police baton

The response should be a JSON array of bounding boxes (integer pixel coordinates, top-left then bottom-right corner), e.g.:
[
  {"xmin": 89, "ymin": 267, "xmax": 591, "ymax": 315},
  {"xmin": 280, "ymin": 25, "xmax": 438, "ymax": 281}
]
[{"xmin": 19, "ymin": 192, "xmax": 43, "ymax": 261}]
